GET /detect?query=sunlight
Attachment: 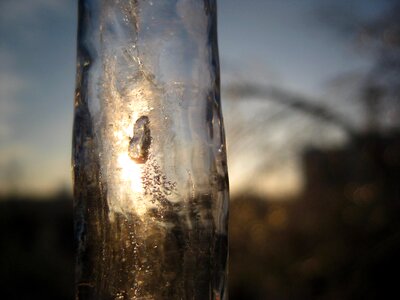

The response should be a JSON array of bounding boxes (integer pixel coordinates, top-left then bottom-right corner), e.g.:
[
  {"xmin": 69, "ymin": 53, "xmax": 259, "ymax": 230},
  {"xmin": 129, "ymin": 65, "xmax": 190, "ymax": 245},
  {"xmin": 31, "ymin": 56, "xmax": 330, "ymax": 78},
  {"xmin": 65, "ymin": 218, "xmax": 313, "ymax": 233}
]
[{"xmin": 117, "ymin": 146, "xmax": 143, "ymax": 193}]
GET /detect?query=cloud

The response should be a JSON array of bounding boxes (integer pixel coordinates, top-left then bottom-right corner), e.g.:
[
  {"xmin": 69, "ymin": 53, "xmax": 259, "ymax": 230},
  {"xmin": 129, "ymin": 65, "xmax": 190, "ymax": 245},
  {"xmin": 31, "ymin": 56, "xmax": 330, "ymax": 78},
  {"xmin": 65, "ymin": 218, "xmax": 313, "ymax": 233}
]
[
  {"xmin": 0, "ymin": 0, "xmax": 70, "ymax": 24},
  {"xmin": 0, "ymin": 48, "xmax": 16, "ymax": 69},
  {"xmin": 0, "ymin": 69, "xmax": 25, "ymax": 139},
  {"xmin": 0, "ymin": 72, "xmax": 25, "ymax": 102},
  {"xmin": 0, "ymin": 142, "xmax": 29, "ymax": 194}
]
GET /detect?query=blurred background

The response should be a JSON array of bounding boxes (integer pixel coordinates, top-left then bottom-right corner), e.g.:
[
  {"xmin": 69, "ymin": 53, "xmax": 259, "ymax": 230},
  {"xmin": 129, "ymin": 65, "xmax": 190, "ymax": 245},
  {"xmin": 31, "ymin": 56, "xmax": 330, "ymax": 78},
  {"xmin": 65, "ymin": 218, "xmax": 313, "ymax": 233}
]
[{"xmin": 1, "ymin": 0, "xmax": 400, "ymax": 299}]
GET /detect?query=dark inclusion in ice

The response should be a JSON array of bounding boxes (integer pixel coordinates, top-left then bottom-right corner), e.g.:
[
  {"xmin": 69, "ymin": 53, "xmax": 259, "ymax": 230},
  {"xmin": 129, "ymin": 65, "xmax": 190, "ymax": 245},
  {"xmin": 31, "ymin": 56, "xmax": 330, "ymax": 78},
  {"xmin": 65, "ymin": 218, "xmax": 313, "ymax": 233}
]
[{"xmin": 129, "ymin": 116, "xmax": 151, "ymax": 163}]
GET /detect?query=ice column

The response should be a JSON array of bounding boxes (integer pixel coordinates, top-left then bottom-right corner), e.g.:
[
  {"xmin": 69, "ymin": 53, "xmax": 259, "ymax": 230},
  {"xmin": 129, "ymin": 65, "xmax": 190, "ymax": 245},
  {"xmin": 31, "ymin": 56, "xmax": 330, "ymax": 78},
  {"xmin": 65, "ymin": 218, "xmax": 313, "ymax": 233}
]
[{"xmin": 73, "ymin": 0, "xmax": 229, "ymax": 299}]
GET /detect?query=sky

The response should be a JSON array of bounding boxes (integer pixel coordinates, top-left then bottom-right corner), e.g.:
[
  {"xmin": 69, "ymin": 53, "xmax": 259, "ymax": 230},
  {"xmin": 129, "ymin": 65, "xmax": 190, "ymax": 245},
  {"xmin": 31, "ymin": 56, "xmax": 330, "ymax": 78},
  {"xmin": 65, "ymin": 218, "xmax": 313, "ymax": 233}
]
[
  {"xmin": 0, "ymin": 0, "xmax": 77, "ymax": 195},
  {"xmin": 0, "ymin": 0, "xmax": 391, "ymax": 197}
]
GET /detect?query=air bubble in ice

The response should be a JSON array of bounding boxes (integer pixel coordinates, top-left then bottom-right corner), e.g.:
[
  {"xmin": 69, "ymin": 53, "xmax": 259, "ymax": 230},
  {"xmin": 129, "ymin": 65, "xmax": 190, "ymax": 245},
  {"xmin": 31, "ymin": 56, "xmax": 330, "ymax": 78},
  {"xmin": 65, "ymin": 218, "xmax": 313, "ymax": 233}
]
[{"xmin": 129, "ymin": 116, "xmax": 151, "ymax": 163}]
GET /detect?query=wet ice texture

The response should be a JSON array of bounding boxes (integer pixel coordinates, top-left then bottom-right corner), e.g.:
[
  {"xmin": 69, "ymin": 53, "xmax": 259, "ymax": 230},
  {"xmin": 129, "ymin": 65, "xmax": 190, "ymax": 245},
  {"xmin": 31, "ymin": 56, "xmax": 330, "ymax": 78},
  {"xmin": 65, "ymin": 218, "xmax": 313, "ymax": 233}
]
[{"xmin": 73, "ymin": 0, "xmax": 228, "ymax": 299}]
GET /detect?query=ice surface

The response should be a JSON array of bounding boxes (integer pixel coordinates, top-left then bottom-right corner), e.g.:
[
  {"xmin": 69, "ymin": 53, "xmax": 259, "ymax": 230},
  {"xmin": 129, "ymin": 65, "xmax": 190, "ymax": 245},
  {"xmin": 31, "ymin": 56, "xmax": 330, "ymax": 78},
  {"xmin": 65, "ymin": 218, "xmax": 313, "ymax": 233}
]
[{"xmin": 73, "ymin": 1, "xmax": 228, "ymax": 299}]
